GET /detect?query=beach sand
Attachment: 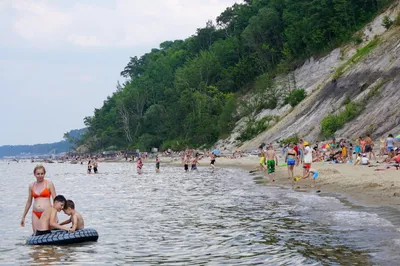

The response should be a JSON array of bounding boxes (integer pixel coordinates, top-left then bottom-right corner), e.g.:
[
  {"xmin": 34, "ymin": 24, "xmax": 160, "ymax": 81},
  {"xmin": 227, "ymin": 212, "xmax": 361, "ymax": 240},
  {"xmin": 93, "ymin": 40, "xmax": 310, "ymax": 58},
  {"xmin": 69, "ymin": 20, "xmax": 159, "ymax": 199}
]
[{"xmin": 164, "ymin": 155, "xmax": 400, "ymax": 208}]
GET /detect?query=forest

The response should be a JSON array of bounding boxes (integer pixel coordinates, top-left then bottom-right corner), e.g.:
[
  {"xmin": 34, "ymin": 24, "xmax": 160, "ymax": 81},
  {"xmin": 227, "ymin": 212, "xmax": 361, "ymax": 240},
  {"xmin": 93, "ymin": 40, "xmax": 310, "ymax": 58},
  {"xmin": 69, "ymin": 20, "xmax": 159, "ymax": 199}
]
[{"xmin": 79, "ymin": 0, "xmax": 394, "ymax": 152}]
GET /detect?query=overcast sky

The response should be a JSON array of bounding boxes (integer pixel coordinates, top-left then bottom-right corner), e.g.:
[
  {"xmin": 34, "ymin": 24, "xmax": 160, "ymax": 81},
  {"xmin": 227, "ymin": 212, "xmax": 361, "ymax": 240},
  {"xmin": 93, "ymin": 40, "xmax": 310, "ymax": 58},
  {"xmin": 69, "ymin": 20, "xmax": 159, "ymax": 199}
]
[{"xmin": 0, "ymin": 0, "xmax": 240, "ymax": 145}]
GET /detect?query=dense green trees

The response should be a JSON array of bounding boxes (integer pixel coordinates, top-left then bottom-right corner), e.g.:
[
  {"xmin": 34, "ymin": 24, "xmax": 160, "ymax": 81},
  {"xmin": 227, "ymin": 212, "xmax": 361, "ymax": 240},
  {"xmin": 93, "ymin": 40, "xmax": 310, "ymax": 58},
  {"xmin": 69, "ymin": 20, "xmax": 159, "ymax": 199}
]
[{"xmin": 80, "ymin": 0, "xmax": 393, "ymax": 151}]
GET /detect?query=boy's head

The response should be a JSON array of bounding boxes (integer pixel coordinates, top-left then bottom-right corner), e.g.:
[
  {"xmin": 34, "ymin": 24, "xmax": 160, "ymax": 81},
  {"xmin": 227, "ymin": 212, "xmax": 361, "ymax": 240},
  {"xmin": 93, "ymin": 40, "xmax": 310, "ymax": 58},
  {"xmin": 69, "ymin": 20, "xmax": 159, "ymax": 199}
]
[
  {"xmin": 53, "ymin": 195, "xmax": 67, "ymax": 212},
  {"xmin": 63, "ymin": 200, "xmax": 75, "ymax": 215}
]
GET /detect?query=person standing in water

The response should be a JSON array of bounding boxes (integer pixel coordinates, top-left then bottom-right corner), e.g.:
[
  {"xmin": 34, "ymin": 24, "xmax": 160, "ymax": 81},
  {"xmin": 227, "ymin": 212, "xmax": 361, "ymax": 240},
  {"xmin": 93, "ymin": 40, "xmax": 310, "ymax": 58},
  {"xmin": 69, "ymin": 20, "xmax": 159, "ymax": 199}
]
[
  {"xmin": 137, "ymin": 157, "xmax": 143, "ymax": 174},
  {"xmin": 182, "ymin": 154, "xmax": 190, "ymax": 173},
  {"xmin": 21, "ymin": 165, "xmax": 57, "ymax": 233},
  {"xmin": 210, "ymin": 153, "xmax": 216, "ymax": 172},
  {"xmin": 265, "ymin": 145, "xmax": 278, "ymax": 182},
  {"xmin": 155, "ymin": 156, "xmax": 160, "ymax": 173},
  {"xmin": 93, "ymin": 159, "xmax": 98, "ymax": 174},
  {"xmin": 87, "ymin": 160, "xmax": 92, "ymax": 174},
  {"xmin": 191, "ymin": 156, "xmax": 199, "ymax": 171}
]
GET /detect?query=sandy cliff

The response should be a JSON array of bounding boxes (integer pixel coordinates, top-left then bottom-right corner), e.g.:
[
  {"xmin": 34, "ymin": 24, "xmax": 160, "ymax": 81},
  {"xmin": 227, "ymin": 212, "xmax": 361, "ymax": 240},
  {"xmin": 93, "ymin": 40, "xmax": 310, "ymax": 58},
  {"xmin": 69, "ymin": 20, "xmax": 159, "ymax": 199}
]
[{"xmin": 218, "ymin": 1, "xmax": 400, "ymax": 151}]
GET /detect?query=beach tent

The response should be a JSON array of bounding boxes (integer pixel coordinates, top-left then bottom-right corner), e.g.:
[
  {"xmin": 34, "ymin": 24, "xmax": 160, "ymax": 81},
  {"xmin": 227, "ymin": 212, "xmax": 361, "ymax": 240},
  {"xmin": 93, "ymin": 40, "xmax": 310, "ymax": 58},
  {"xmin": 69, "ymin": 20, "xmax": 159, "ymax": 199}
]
[{"xmin": 395, "ymin": 134, "xmax": 400, "ymax": 141}]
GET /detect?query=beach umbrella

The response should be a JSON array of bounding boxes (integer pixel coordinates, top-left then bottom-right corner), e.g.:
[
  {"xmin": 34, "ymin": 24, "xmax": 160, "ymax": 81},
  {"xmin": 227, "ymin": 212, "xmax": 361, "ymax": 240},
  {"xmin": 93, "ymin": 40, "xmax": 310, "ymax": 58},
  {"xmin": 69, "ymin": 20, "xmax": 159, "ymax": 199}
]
[
  {"xmin": 395, "ymin": 134, "xmax": 400, "ymax": 140},
  {"xmin": 213, "ymin": 149, "xmax": 221, "ymax": 155}
]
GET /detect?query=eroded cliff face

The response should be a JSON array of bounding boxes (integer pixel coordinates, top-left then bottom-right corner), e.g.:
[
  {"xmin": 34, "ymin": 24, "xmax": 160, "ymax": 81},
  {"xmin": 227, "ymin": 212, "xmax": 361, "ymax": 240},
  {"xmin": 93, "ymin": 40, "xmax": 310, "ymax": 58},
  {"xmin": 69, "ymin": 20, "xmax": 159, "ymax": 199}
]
[{"xmin": 219, "ymin": 1, "xmax": 400, "ymax": 151}]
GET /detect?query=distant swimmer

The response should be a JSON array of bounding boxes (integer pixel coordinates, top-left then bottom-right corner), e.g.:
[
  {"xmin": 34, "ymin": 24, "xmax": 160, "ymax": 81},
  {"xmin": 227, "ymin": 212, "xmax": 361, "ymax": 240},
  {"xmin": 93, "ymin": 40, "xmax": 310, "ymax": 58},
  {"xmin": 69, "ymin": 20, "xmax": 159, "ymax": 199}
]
[
  {"xmin": 87, "ymin": 160, "xmax": 92, "ymax": 174},
  {"xmin": 155, "ymin": 156, "xmax": 160, "ymax": 173},
  {"xmin": 210, "ymin": 153, "xmax": 216, "ymax": 172},
  {"xmin": 93, "ymin": 159, "xmax": 98, "ymax": 174},
  {"xmin": 137, "ymin": 157, "xmax": 143, "ymax": 174},
  {"xmin": 191, "ymin": 156, "xmax": 199, "ymax": 171},
  {"xmin": 183, "ymin": 155, "xmax": 190, "ymax": 173}
]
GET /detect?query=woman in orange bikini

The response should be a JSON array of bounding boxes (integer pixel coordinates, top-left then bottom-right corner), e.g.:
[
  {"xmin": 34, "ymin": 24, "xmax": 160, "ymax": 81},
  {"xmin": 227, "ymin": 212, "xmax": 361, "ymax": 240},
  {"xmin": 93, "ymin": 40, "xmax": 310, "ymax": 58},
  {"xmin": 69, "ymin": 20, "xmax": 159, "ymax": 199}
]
[{"xmin": 20, "ymin": 165, "xmax": 56, "ymax": 233}]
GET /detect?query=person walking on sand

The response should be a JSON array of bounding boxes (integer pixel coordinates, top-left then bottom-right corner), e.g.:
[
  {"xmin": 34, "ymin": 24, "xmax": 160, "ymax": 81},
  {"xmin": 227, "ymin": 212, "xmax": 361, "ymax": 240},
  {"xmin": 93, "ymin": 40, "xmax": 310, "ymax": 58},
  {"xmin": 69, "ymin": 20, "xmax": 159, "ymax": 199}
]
[
  {"xmin": 259, "ymin": 151, "xmax": 267, "ymax": 171},
  {"xmin": 265, "ymin": 145, "xmax": 278, "ymax": 182},
  {"xmin": 364, "ymin": 134, "xmax": 376, "ymax": 161},
  {"xmin": 285, "ymin": 143, "xmax": 297, "ymax": 180},
  {"xmin": 379, "ymin": 136, "xmax": 386, "ymax": 158},
  {"xmin": 386, "ymin": 134, "xmax": 395, "ymax": 153},
  {"xmin": 303, "ymin": 141, "xmax": 313, "ymax": 178},
  {"xmin": 298, "ymin": 139, "xmax": 305, "ymax": 164},
  {"xmin": 359, "ymin": 137, "xmax": 366, "ymax": 153}
]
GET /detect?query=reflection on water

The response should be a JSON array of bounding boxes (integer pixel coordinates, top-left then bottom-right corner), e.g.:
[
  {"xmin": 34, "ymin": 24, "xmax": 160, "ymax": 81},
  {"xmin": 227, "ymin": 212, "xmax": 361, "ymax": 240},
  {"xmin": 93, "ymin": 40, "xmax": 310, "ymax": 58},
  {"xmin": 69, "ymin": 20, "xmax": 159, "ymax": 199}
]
[{"xmin": 0, "ymin": 161, "xmax": 399, "ymax": 265}]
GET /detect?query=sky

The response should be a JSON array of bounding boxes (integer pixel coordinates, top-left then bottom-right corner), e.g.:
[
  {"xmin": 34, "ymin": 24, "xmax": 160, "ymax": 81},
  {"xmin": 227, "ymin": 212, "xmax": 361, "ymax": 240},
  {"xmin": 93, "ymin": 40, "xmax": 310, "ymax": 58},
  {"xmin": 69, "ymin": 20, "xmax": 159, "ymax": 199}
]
[{"xmin": 0, "ymin": 0, "xmax": 241, "ymax": 145}]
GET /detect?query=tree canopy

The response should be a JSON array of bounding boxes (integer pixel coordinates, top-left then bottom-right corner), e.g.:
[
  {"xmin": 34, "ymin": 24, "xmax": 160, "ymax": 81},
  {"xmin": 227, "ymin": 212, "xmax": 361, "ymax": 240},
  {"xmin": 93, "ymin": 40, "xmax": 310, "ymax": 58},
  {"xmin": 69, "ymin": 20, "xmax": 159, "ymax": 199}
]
[{"xmin": 80, "ymin": 0, "xmax": 393, "ymax": 151}]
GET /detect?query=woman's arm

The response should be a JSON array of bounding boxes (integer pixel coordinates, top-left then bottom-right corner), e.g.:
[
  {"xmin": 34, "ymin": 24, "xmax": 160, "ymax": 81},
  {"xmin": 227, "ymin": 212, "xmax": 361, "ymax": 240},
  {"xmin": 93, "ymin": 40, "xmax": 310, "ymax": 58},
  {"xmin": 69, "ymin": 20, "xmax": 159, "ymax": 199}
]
[
  {"xmin": 20, "ymin": 185, "xmax": 33, "ymax": 227},
  {"xmin": 49, "ymin": 181, "xmax": 56, "ymax": 201}
]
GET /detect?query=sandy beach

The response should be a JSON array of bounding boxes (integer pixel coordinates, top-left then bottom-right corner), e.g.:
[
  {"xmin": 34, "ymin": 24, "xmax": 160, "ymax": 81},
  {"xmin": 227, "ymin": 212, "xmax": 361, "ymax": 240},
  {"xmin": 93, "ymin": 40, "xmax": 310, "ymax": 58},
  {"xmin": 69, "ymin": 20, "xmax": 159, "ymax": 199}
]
[{"xmin": 162, "ymin": 155, "xmax": 400, "ymax": 208}]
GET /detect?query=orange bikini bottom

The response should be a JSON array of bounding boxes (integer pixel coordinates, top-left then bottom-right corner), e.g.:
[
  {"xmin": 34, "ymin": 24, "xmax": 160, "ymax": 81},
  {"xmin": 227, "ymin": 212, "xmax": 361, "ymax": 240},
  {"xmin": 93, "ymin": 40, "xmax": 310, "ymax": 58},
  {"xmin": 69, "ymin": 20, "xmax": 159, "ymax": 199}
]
[{"xmin": 32, "ymin": 210, "xmax": 43, "ymax": 219}]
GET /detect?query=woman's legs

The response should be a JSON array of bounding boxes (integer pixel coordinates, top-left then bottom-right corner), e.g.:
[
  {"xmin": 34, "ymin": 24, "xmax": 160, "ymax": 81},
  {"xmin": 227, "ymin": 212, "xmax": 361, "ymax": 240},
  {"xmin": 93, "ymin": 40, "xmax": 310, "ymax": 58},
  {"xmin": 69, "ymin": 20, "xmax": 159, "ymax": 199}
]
[
  {"xmin": 289, "ymin": 165, "xmax": 294, "ymax": 180},
  {"xmin": 32, "ymin": 212, "xmax": 40, "ymax": 233}
]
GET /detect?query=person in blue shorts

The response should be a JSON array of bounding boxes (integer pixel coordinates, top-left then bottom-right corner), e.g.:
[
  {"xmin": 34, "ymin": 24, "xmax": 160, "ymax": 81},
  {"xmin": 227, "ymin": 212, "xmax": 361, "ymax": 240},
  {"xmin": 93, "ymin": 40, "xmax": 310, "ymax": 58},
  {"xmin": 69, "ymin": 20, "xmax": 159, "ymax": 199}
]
[{"xmin": 285, "ymin": 143, "xmax": 297, "ymax": 180}]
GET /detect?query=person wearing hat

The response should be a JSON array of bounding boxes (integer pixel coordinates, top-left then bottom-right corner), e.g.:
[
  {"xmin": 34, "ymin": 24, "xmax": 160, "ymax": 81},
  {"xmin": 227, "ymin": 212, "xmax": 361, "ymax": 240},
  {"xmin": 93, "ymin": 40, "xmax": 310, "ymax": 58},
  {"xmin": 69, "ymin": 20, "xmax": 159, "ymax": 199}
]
[
  {"xmin": 361, "ymin": 153, "xmax": 370, "ymax": 165},
  {"xmin": 303, "ymin": 141, "xmax": 313, "ymax": 177}
]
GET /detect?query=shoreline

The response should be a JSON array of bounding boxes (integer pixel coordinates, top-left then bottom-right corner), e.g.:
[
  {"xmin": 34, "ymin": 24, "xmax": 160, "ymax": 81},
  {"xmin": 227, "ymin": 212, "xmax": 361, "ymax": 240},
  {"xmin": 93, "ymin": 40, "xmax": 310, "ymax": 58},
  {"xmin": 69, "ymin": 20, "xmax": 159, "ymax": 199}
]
[
  {"xmin": 36, "ymin": 155, "xmax": 400, "ymax": 209},
  {"xmin": 161, "ymin": 156, "xmax": 400, "ymax": 208}
]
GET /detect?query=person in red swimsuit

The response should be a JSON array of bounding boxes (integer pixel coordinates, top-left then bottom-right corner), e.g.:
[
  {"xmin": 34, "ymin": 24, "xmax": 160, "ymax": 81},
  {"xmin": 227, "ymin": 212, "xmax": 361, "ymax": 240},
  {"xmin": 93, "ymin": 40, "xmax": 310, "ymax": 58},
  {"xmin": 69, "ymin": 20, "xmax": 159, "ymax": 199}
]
[{"xmin": 20, "ymin": 165, "xmax": 56, "ymax": 233}]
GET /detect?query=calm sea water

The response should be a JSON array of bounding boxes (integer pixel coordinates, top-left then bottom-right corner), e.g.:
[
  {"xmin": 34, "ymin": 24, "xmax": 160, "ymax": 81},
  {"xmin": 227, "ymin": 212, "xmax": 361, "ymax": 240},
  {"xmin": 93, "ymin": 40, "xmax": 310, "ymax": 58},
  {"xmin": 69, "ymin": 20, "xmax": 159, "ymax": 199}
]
[{"xmin": 0, "ymin": 161, "xmax": 399, "ymax": 265}]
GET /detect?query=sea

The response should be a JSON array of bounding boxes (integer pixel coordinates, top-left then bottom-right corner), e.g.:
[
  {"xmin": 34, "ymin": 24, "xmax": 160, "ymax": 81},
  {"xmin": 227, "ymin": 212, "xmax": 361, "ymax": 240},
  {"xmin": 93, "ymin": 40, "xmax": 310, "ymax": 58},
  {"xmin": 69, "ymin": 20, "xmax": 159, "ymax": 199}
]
[{"xmin": 0, "ymin": 161, "xmax": 399, "ymax": 265}]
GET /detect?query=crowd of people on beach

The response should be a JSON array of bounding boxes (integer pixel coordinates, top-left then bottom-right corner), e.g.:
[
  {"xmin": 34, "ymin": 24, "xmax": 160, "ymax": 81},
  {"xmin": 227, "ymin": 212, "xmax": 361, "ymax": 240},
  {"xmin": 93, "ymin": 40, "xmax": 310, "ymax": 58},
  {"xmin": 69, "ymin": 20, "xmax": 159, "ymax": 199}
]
[{"xmin": 256, "ymin": 133, "xmax": 400, "ymax": 187}]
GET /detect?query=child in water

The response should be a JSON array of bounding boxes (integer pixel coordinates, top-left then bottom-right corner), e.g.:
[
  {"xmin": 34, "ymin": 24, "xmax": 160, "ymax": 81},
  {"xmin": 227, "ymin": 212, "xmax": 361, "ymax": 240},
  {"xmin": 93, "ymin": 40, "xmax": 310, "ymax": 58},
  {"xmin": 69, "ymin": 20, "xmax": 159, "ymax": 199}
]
[
  {"xmin": 35, "ymin": 195, "xmax": 71, "ymax": 236},
  {"xmin": 60, "ymin": 200, "xmax": 84, "ymax": 232}
]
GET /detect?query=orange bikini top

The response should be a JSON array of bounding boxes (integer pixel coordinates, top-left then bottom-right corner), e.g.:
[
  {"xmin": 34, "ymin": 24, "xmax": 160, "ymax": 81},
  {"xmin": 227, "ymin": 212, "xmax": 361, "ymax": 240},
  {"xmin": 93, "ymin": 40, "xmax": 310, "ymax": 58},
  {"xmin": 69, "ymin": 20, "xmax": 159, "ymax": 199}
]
[{"xmin": 32, "ymin": 180, "xmax": 51, "ymax": 199}]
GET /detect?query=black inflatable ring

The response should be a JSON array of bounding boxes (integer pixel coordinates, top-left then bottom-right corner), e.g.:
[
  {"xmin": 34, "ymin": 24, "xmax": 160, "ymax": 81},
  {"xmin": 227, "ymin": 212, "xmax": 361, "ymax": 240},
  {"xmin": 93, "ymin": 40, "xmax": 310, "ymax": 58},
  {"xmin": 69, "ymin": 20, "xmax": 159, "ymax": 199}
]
[{"xmin": 27, "ymin": 228, "xmax": 99, "ymax": 245}]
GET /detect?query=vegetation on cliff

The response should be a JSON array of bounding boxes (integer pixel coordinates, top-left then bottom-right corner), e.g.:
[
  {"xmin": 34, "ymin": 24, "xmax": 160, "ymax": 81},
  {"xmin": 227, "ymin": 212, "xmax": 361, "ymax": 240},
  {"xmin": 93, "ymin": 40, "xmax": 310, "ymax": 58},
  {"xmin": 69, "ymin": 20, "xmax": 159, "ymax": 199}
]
[{"xmin": 80, "ymin": 0, "xmax": 394, "ymax": 151}]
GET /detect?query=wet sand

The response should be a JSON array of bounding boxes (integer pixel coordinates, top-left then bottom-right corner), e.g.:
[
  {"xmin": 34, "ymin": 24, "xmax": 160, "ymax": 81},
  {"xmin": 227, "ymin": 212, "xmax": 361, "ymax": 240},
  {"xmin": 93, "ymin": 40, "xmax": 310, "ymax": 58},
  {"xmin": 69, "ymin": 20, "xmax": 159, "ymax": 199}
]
[{"xmin": 163, "ymin": 156, "xmax": 400, "ymax": 208}]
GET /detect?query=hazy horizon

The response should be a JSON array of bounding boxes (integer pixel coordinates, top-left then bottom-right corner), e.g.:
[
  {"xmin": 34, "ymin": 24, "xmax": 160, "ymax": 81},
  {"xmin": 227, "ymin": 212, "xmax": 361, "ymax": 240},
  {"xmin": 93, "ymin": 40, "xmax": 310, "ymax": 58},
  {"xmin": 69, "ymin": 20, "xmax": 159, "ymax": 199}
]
[{"xmin": 0, "ymin": 0, "xmax": 240, "ymax": 145}]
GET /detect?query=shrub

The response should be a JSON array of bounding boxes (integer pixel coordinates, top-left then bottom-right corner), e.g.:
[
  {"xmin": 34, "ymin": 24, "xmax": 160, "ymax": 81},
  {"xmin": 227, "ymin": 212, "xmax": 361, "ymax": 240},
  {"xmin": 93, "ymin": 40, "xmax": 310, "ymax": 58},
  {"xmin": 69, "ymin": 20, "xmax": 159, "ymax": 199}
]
[
  {"xmin": 237, "ymin": 116, "xmax": 272, "ymax": 142},
  {"xmin": 161, "ymin": 139, "xmax": 190, "ymax": 151},
  {"xmin": 218, "ymin": 94, "xmax": 238, "ymax": 137},
  {"xmin": 284, "ymin": 88, "xmax": 307, "ymax": 107},
  {"xmin": 351, "ymin": 34, "xmax": 363, "ymax": 45},
  {"xmin": 333, "ymin": 38, "xmax": 379, "ymax": 80},
  {"xmin": 394, "ymin": 12, "xmax": 400, "ymax": 26},
  {"xmin": 279, "ymin": 135, "xmax": 299, "ymax": 145},
  {"xmin": 343, "ymin": 93, "xmax": 351, "ymax": 105},
  {"xmin": 382, "ymin": 15, "xmax": 393, "ymax": 29},
  {"xmin": 320, "ymin": 102, "xmax": 364, "ymax": 137}
]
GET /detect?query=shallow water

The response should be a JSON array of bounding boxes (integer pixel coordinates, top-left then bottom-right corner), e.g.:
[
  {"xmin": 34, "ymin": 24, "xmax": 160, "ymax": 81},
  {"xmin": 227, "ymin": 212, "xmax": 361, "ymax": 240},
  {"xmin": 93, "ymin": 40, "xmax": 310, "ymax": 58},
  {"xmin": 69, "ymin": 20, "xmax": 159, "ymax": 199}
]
[{"xmin": 0, "ymin": 161, "xmax": 400, "ymax": 265}]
